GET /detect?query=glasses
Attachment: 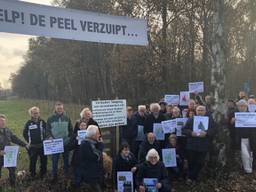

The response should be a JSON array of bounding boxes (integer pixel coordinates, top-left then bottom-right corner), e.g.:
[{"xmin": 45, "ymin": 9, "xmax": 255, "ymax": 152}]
[{"xmin": 149, "ymin": 156, "xmax": 158, "ymax": 159}]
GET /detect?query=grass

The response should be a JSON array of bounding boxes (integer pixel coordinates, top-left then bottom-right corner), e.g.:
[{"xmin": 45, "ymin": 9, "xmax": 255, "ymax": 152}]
[{"xmin": 0, "ymin": 99, "xmax": 83, "ymax": 179}]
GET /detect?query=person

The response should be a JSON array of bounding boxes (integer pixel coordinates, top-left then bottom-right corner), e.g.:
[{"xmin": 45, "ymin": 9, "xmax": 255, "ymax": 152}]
[
  {"xmin": 165, "ymin": 134, "xmax": 186, "ymax": 180},
  {"xmin": 144, "ymin": 103, "xmax": 166, "ymax": 134},
  {"xmin": 113, "ymin": 143, "xmax": 137, "ymax": 191},
  {"xmin": 237, "ymin": 91, "xmax": 247, "ymax": 101},
  {"xmin": 164, "ymin": 105, "xmax": 173, "ymax": 120},
  {"xmin": 136, "ymin": 149, "xmax": 171, "ymax": 192},
  {"xmin": 159, "ymin": 100, "xmax": 167, "ymax": 114},
  {"xmin": 79, "ymin": 125, "xmax": 104, "ymax": 191},
  {"xmin": 188, "ymin": 99, "xmax": 196, "ymax": 111},
  {"xmin": 138, "ymin": 132, "xmax": 161, "ymax": 163},
  {"xmin": 70, "ymin": 120, "xmax": 87, "ymax": 187},
  {"xmin": 73, "ymin": 107, "xmax": 99, "ymax": 133},
  {"xmin": 231, "ymin": 99, "xmax": 256, "ymax": 172},
  {"xmin": 0, "ymin": 114, "xmax": 29, "ymax": 186},
  {"xmin": 46, "ymin": 101, "xmax": 73, "ymax": 183},
  {"xmin": 23, "ymin": 106, "xmax": 47, "ymax": 178},
  {"xmin": 205, "ymin": 95, "xmax": 215, "ymax": 114},
  {"xmin": 182, "ymin": 105, "xmax": 216, "ymax": 184},
  {"xmin": 120, "ymin": 106, "xmax": 134, "ymax": 148},
  {"xmin": 130, "ymin": 105, "xmax": 147, "ymax": 157}
]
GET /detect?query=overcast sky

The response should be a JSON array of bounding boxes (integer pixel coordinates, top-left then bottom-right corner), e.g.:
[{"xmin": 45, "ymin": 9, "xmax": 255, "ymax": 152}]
[{"xmin": 0, "ymin": 0, "xmax": 52, "ymax": 88}]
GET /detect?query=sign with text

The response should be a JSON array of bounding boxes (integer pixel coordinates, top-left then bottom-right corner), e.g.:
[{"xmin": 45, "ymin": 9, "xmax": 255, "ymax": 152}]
[
  {"xmin": 92, "ymin": 100, "xmax": 127, "ymax": 128},
  {"xmin": 164, "ymin": 95, "xmax": 179, "ymax": 105},
  {"xmin": 43, "ymin": 138, "xmax": 64, "ymax": 155},
  {"xmin": 0, "ymin": 0, "xmax": 148, "ymax": 46},
  {"xmin": 161, "ymin": 119, "xmax": 176, "ymax": 134},
  {"xmin": 235, "ymin": 112, "xmax": 256, "ymax": 128},
  {"xmin": 189, "ymin": 82, "xmax": 204, "ymax": 93}
]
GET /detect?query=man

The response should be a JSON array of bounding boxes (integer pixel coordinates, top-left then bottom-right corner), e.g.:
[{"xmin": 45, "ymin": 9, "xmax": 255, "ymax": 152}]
[
  {"xmin": 46, "ymin": 101, "xmax": 73, "ymax": 182},
  {"xmin": 23, "ymin": 106, "xmax": 47, "ymax": 178},
  {"xmin": 130, "ymin": 105, "xmax": 148, "ymax": 157},
  {"xmin": 120, "ymin": 106, "xmax": 134, "ymax": 147},
  {"xmin": 182, "ymin": 105, "xmax": 216, "ymax": 184},
  {"xmin": 144, "ymin": 103, "xmax": 166, "ymax": 134},
  {"xmin": 79, "ymin": 125, "xmax": 104, "ymax": 191},
  {"xmin": 0, "ymin": 114, "xmax": 28, "ymax": 186},
  {"xmin": 138, "ymin": 132, "xmax": 161, "ymax": 163}
]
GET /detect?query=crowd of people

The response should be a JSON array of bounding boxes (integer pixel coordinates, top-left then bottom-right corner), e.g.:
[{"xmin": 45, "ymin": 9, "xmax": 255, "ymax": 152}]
[{"xmin": 0, "ymin": 91, "xmax": 255, "ymax": 191}]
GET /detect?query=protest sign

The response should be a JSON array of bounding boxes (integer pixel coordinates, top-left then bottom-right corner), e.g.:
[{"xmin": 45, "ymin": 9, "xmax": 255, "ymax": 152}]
[
  {"xmin": 4, "ymin": 146, "xmax": 19, "ymax": 167},
  {"xmin": 193, "ymin": 116, "xmax": 209, "ymax": 133},
  {"xmin": 143, "ymin": 178, "xmax": 158, "ymax": 192},
  {"xmin": 176, "ymin": 118, "xmax": 188, "ymax": 136},
  {"xmin": 136, "ymin": 125, "xmax": 145, "ymax": 141},
  {"xmin": 164, "ymin": 95, "xmax": 179, "ymax": 105},
  {"xmin": 235, "ymin": 112, "xmax": 256, "ymax": 128},
  {"xmin": 179, "ymin": 91, "xmax": 190, "ymax": 106},
  {"xmin": 77, "ymin": 130, "xmax": 87, "ymax": 145},
  {"xmin": 153, "ymin": 123, "xmax": 164, "ymax": 140},
  {"xmin": 162, "ymin": 148, "xmax": 177, "ymax": 167},
  {"xmin": 161, "ymin": 119, "xmax": 176, "ymax": 134},
  {"xmin": 117, "ymin": 171, "xmax": 134, "ymax": 192},
  {"xmin": 248, "ymin": 104, "xmax": 256, "ymax": 112},
  {"xmin": 92, "ymin": 100, "xmax": 127, "ymax": 128},
  {"xmin": 189, "ymin": 82, "xmax": 204, "ymax": 93},
  {"xmin": 0, "ymin": 0, "xmax": 148, "ymax": 46},
  {"xmin": 43, "ymin": 138, "xmax": 64, "ymax": 155}
]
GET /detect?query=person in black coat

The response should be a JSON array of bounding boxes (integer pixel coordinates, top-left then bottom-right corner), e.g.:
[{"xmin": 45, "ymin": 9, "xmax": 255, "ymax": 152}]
[
  {"xmin": 164, "ymin": 134, "xmax": 186, "ymax": 180},
  {"xmin": 120, "ymin": 106, "xmax": 134, "ymax": 148},
  {"xmin": 136, "ymin": 149, "xmax": 171, "ymax": 192},
  {"xmin": 138, "ymin": 132, "xmax": 161, "ymax": 163},
  {"xmin": 113, "ymin": 143, "xmax": 137, "ymax": 190},
  {"xmin": 144, "ymin": 103, "xmax": 166, "ymax": 134},
  {"xmin": 130, "ymin": 105, "xmax": 148, "ymax": 158},
  {"xmin": 182, "ymin": 105, "xmax": 216, "ymax": 184},
  {"xmin": 79, "ymin": 125, "xmax": 104, "ymax": 191},
  {"xmin": 23, "ymin": 106, "xmax": 47, "ymax": 178},
  {"xmin": 74, "ymin": 107, "xmax": 100, "ymax": 135}
]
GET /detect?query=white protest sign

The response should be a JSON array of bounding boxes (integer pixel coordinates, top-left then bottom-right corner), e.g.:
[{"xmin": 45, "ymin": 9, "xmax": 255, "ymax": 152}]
[
  {"xmin": 248, "ymin": 104, "xmax": 256, "ymax": 112},
  {"xmin": 117, "ymin": 171, "xmax": 134, "ymax": 192},
  {"xmin": 0, "ymin": 0, "xmax": 148, "ymax": 46},
  {"xmin": 193, "ymin": 116, "xmax": 209, "ymax": 133},
  {"xmin": 4, "ymin": 146, "xmax": 19, "ymax": 167},
  {"xmin": 161, "ymin": 119, "xmax": 176, "ymax": 134},
  {"xmin": 164, "ymin": 95, "xmax": 179, "ymax": 105},
  {"xmin": 179, "ymin": 91, "xmax": 190, "ymax": 106},
  {"xmin": 77, "ymin": 130, "xmax": 87, "ymax": 145},
  {"xmin": 189, "ymin": 82, "xmax": 204, "ymax": 93},
  {"xmin": 176, "ymin": 118, "xmax": 188, "ymax": 136},
  {"xmin": 92, "ymin": 100, "xmax": 127, "ymax": 128},
  {"xmin": 235, "ymin": 112, "xmax": 256, "ymax": 128},
  {"xmin": 162, "ymin": 148, "xmax": 177, "ymax": 167},
  {"xmin": 153, "ymin": 123, "xmax": 164, "ymax": 140},
  {"xmin": 43, "ymin": 138, "xmax": 64, "ymax": 155}
]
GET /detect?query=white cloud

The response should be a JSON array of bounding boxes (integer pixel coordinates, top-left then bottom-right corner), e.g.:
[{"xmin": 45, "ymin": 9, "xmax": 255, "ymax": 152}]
[{"xmin": 0, "ymin": 0, "xmax": 52, "ymax": 88}]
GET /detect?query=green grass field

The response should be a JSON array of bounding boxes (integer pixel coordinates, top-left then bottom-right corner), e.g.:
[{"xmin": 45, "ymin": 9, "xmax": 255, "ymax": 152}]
[{"xmin": 0, "ymin": 99, "xmax": 83, "ymax": 179}]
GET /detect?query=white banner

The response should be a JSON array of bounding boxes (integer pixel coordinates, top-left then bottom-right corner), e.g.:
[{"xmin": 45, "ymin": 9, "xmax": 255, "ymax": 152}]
[
  {"xmin": 193, "ymin": 116, "xmax": 209, "ymax": 133},
  {"xmin": 92, "ymin": 99, "xmax": 127, "ymax": 128},
  {"xmin": 235, "ymin": 112, "xmax": 256, "ymax": 128},
  {"xmin": 117, "ymin": 171, "xmax": 134, "ymax": 192},
  {"xmin": 0, "ymin": 0, "xmax": 148, "ymax": 46},
  {"xmin": 161, "ymin": 119, "xmax": 176, "ymax": 134}
]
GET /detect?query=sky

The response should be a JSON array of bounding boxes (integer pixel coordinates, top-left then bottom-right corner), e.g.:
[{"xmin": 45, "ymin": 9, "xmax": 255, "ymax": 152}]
[{"xmin": 0, "ymin": 0, "xmax": 52, "ymax": 89}]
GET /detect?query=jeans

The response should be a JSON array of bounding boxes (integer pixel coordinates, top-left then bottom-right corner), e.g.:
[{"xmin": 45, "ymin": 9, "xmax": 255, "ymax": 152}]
[{"xmin": 52, "ymin": 150, "xmax": 69, "ymax": 177}]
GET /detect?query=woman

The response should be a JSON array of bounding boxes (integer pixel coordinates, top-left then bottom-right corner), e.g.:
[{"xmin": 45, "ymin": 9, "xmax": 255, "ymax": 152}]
[
  {"xmin": 113, "ymin": 143, "xmax": 137, "ymax": 191},
  {"xmin": 74, "ymin": 107, "xmax": 99, "ymax": 132},
  {"xmin": 136, "ymin": 149, "xmax": 171, "ymax": 192}
]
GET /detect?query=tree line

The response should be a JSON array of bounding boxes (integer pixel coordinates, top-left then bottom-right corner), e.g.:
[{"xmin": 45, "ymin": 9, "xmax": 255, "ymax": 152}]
[{"xmin": 10, "ymin": 0, "xmax": 256, "ymax": 105}]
